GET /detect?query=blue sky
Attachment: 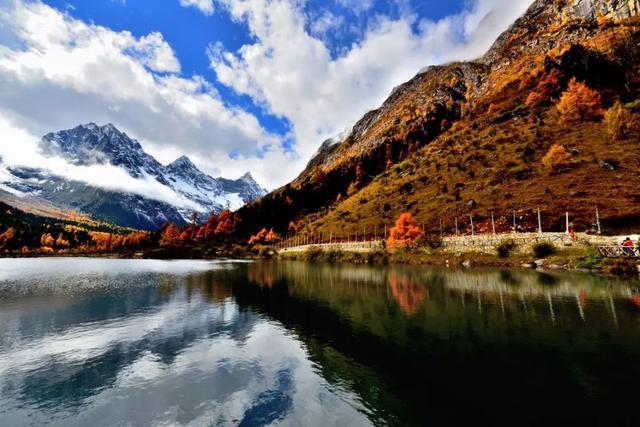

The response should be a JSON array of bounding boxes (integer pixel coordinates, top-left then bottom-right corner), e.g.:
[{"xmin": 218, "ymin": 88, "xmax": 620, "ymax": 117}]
[
  {"xmin": 41, "ymin": 0, "xmax": 468, "ymax": 138},
  {"xmin": 0, "ymin": 0, "xmax": 532, "ymax": 189}
]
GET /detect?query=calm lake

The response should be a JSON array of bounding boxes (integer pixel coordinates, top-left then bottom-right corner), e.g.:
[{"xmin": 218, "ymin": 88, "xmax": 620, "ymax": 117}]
[{"xmin": 1, "ymin": 258, "xmax": 639, "ymax": 426}]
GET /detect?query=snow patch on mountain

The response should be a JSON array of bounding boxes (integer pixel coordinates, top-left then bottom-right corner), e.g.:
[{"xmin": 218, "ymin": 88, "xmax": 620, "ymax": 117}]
[{"xmin": 0, "ymin": 123, "xmax": 267, "ymax": 229}]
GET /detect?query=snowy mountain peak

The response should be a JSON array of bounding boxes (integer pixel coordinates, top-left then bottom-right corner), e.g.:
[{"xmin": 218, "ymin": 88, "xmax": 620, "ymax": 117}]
[
  {"xmin": 1, "ymin": 123, "xmax": 268, "ymax": 229},
  {"xmin": 240, "ymin": 172, "xmax": 256, "ymax": 183},
  {"xmin": 167, "ymin": 155, "xmax": 198, "ymax": 171}
]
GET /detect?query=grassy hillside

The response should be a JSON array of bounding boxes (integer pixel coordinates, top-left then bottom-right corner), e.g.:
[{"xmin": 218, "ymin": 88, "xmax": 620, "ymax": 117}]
[{"xmin": 237, "ymin": 0, "xmax": 640, "ymax": 238}]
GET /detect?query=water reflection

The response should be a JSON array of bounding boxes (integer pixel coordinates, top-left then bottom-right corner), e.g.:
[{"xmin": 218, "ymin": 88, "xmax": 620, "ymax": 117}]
[{"xmin": 1, "ymin": 259, "xmax": 640, "ymax": 426}]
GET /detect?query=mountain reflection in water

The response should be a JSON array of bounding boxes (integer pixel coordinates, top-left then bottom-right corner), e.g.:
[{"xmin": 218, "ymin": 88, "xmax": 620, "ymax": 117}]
[{"xmin": 0, "ymin": 258, "xmax": 639, "ymax": 426}]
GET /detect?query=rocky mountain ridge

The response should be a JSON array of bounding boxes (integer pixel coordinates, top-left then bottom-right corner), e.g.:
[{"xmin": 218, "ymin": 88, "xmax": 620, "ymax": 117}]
[
  {"xmin": 1, "ymin": 123, "xmax": 267, "ymax": 230},
  {"xmin": 236, "ymin": 0, "xmax": 640, "ymax": 236}
]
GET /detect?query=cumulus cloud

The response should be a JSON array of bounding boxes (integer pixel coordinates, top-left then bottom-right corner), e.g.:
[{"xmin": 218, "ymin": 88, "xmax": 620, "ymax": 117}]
[
  {"xmin": 179, "ymin": 0, "xmax": 215, "ymax": 16},
  {"xmin": 0, "ymin": 0, "xmax": 281, "ymax": 188},
  {"xmin": 210, "ymin": 0, "xmax": 533, "ymax": 166},
  {"xmin": 0, "ymin": 115, "xmax": 201, "ymax": 210}
]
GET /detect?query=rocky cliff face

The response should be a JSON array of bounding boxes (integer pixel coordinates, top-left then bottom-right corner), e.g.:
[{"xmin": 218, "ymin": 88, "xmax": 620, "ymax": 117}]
[{"xmin": 571, "ymin": 0, "xmax": 639, "ymax": 19}]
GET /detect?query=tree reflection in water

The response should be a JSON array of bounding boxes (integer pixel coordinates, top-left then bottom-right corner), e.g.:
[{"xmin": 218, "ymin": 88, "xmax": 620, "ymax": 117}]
[{"xmin": 386, "ymin": 271, "xmax": 427, "ymax": 315}]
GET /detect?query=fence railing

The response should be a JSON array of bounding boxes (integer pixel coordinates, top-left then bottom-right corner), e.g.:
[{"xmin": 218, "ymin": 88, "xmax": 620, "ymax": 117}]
[{"xmin": 598, "ymin": 246, "xmax": 639, "ymax": 258}]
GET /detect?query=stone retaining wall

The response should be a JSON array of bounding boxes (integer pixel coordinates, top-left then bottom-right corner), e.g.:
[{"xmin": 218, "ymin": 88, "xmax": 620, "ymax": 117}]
[
  {"xmin": 279, "ymin": 241, "xmax": 384, "ymax": 254},
  {"xmin": 279, "ymin": 233, "xmax": 622, "ymax": 256},
  {"xmin": 441, "ymin": 232, "xmax": 619, "ymax": 255}
]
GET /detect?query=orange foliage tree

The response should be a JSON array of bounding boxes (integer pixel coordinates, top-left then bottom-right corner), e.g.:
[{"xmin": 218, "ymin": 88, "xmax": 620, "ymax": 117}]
[
  {"xmin": 55, "ymin": 233, "xmax": 70, "ymax": 248},
  {"xmin": 40, "ymin": 233, "xmax": 55, "ymax": 248},
  {"xmin": 556, "ymin": 78, "xmax": 602, "ymax": 122},
  {"xmin": 542, "ymin": 144, "xmax": 573, "ymax": 170},
  {"xmin": 604, "ymin": 102, "xmax": 636, "ymax": 140},
  {"xmin": 387, "ymin": 213, "xmax": 422, "ymax": 250},
  {"xmin": 0, "ymin": 228, "xmax": 15, "ymax": 250}
]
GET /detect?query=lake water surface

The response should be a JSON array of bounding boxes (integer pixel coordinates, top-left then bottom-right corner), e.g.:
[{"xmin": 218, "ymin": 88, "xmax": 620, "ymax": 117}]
[{"xmin": 1, "ymin": 258, "xmax": 640, "ymax": 426}]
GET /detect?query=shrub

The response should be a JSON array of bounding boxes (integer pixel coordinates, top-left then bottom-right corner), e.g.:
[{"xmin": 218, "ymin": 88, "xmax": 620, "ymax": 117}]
[
  {"xmin": 525, "ymin": 90, "xmax": 546, "ymax": 108},
  {"xmin": 557, "ymin": 78, "xmax": 602, "ymax": 122},
  {"xmin": 578, "ymin": 247, "xmax": 604, "ymax": 269},
  {"xmin": 542, "ymin": 144, "xmax": 572, "ymax": 170},
  {"xmin": 421, "ymin": 233, "xmax": 443, "ymax": 249},
  {"xmin": 604, "ymin": 102, "xmax": 636, "ymax": 140},
  {"xmin": 496, "ymin": 240, "xmax": 516, "ymax": 258},
  {"xmin": 532, "ymin": 242, "xmax": 557, "ymax": 258},
  {"xmin": 305, "ymin": 246, "xmax": 323, "ymax": 262}
]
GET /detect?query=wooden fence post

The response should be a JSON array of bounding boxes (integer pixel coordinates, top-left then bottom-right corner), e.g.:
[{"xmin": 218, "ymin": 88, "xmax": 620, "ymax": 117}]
[
  {"xmin": 537, "ymin": 208, "xmax": 542, "ymax": 235},
  {"xmin": 491, "ymin": 212, "xmax": 496, "ymax": 235},
  {"xmin": 596, "ymin": 206, "xmax": 601, "ymax": 234}
]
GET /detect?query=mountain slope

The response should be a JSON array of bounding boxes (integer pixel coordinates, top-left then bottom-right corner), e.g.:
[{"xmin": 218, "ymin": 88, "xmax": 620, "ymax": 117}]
[
  {"xmin": 237, "ymin": 0, "xmax": 640, "ymax": 236},
  {"xmin": 1, "ymin": 123, "xmax": 267, "ymax": 230}
]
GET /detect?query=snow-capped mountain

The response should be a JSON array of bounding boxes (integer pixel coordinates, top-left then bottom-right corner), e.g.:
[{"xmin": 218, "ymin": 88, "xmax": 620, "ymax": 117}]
[{"xmin": 0, "ymin": 123, "xmax": 267, "ymax": 230}]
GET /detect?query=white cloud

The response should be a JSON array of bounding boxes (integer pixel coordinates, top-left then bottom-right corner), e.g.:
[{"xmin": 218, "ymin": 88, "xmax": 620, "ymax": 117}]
[
  {"xmin": 0, "ymin": 0, "xmax": 281, "ymax": 188},
  {"xmin": 210, "ymin": 0, "xmax": 533, "ymax": 164},
  {"xmin": 179, "ymin": 0, "xmax": 214, "ymax": 16}
]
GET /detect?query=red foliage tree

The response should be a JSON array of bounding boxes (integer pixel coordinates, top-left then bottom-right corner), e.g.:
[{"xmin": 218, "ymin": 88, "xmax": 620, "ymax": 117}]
[
  {"xmin": 214, "ymin": 210, "xmax": 236, "ymax": 235},
  {"xmin": 387, "ymin": 213, "xmax": 422, "ymax": 250},
  {"xmin": 525, "ymin": 68, "xmax": 562, "ymax": 108},
  {"xmin": 249, "ymin": 228, "xmax": 281, "ymax": 245},
  {"xmin": 159, "ymin": 223, "xmax": 182, "ymax": 247}
]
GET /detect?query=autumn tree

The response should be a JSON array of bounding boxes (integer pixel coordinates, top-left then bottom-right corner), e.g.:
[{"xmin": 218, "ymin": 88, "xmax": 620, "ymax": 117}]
[
  {"xmin": 387, "ymin": 213, "xmax": 423, "ymax": 250},
  {"xmin": 265, "ymin": 228, "xmax": 280, "ymax": 243},
  {"xmin": 40, "ymin": 233, "xmax": 55, "ymax": 248},
  {"xmin": 91, "ymin": 232, "xmax": 113, "ymax": 252},
  {"xmin": 159, "ymin": 223, "xmax": 182, "ymax": 247},
  {"xmin": 604, "ymin": 102, "xmax": 636, "ymax": 140},
  {"xmin": 197, "ymin": 213, "xmax": 219, "ymax": 240},
  {"xmin": 557, "ymin": 78, "xmax": 602, "ymax": 122},
  {"xmin": 180, "ymin": 225, "xmax": 197, "ymax": 242},
  {"xmin": 0, "ymin": 228, "xmax": 15, "ymax": 250},
  {"xmin": 525, "ymin": 68, "xmax": 562, "ymax": 108},
  {"xmin": 214, "ymin": 210, "xmax": 236, "ymax": 235},
  {"xmin": 55, "ymin": 233, "xmax": 70, "ymax": 248},
  {"xmin": 248, "ymin": 228, "xmax": 280, "ymax": 245},
  {"xmin": 542, "ymin": 144, "xmax": 573, "ymax": 170},
  {"xmin": 249, "ymin": 228, "xmax": 268, "ymax": 245}
]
